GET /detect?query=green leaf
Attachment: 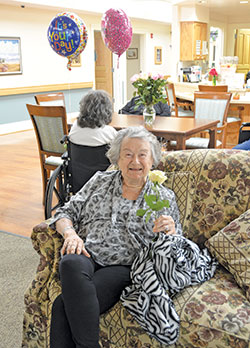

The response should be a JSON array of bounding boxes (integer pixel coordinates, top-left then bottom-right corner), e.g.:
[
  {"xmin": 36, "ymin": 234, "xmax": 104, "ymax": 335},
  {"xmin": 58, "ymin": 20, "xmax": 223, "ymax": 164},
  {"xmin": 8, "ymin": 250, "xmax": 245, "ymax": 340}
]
[
  {"xmin": 136, "ymin": 209, "xmax": 147, "ymax": 217},
  {"xmin": 144, "ymin": 194, "xmax": 157, "ymax": 207},
  {"xmin": 154, "ymin": 201, "xmax": 165, "ymax": 211},
  {"xmin": 163, "ymin": 200, "xmax": 170, "ymax": 208}
]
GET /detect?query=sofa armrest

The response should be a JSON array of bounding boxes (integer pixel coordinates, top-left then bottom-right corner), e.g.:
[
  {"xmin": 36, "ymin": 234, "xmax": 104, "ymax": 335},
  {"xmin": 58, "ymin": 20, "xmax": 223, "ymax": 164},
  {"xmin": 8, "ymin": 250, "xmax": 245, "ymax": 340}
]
[{"xmin": 25, "ymin": 222, "xmax": 63, "ymax": 303}]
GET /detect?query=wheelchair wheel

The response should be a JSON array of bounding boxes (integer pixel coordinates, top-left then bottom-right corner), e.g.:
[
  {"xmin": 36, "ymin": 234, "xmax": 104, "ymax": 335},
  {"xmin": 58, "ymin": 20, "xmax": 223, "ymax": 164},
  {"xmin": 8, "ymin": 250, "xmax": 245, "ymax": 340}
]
[{"xmin": 44, "ymin": 164, "xmax": 70, "ymax": 219}]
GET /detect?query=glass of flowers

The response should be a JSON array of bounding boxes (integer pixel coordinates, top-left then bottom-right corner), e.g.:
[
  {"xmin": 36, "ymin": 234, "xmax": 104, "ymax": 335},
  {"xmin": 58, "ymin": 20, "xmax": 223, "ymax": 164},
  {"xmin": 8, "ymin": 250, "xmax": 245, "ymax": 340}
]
[
  {"xmin": 130, "ymin": 72, "xmax": 167, "ymax": 125},
  {"xmin": 136, "ymin": 170, "xmax": 169, "ymax": 224},
  {"xmin": 209, "ymin": 68, "xmax": 218, "ymax": 86}
]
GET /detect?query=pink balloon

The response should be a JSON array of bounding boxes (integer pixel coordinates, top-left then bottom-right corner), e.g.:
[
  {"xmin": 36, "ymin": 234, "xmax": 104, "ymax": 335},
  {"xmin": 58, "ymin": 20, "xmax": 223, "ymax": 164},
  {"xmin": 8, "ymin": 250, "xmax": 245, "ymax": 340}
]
[{"xmin": 101, "ymin": 8, "xmax": 132, "ymax": 58}]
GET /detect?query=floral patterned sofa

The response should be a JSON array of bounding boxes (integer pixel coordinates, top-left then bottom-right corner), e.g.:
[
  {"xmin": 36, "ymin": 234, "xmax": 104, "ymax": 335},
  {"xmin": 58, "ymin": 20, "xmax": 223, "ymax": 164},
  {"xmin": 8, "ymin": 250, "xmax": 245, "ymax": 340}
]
[{"xmin": 22, "ymin": 148, "xmax": 250, "ymax": 348}]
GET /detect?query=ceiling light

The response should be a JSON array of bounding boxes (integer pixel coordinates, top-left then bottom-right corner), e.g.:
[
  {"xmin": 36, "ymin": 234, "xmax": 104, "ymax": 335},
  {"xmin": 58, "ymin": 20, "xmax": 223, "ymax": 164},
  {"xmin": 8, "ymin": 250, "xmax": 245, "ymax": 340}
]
[{"xmin": 240, "ymin": 1, "xmax": 248, "ymax": 3}]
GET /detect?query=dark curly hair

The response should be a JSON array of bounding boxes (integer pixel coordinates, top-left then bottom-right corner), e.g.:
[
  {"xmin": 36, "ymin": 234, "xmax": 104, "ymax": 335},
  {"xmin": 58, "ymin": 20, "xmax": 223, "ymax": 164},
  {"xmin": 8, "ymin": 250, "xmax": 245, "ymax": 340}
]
[{"xmin": 77, "ymin": 90, "xmax": 113, "ymax": 128}]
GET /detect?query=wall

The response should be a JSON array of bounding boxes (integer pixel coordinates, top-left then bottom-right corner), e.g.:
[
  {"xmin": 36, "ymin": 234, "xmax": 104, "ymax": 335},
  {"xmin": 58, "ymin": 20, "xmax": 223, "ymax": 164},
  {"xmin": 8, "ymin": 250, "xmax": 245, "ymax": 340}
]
[
  {"xmin": 0, "ymin": 4, "xmax": 171, "ymax": 132},
  {"xmin": 0, "ymin": 5, "xmax": 96, "ymax": 88},
  {"xmin": 179, "ymin": 5, "xmax": 209, "ymax": 23},
  {"xmin": 125, "ymin": 18, "xmax": 171, "ymax": 103}
]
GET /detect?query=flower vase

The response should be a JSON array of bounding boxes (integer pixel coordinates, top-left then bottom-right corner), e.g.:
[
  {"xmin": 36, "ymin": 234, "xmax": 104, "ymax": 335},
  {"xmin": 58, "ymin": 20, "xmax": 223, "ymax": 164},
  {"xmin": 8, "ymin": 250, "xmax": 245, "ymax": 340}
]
[
  {"xmin": 212, "ymin": 75, "xmax": 216, "ymax": 86},
  {"xmin": 143, "ymin": 105, "xmax": 156, "ymax": 126}
]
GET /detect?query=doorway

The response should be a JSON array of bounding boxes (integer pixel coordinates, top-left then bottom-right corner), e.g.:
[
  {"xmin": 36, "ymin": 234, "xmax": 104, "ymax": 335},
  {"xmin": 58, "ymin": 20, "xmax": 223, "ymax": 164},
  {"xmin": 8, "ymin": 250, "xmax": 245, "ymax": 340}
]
[
  {"xmin": 234, "ymin": 29, "xmax": 250, "ymax": 75},
  {"xmin": 94, "ymin": 31, "xmax": 113, "ymax": 96},
  {"xmin": 126, "ymin": 33, "xmax": 142, "ymax": 102},
  {"xmin": 209, "ymin": 27, "xmax": 222, "ymax": 69}
]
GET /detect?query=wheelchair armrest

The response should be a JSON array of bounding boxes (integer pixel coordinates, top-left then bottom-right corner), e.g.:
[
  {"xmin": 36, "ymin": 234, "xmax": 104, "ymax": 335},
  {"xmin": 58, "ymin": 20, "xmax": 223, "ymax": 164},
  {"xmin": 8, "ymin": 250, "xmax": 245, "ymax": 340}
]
[
  {"xmin": 60, "ymin": 134, "xmax": 69, "ymax": 144},
  {"xmin": 241, "ymin": 122, "xmax": 250, "ymax": 128},
  {"xmin": 61, "ymin": 151, "xmax": 68, "ymax": 160},
  {"xmin": 25, "ymin": 222, "xmax": 63, "ymax": 303}
]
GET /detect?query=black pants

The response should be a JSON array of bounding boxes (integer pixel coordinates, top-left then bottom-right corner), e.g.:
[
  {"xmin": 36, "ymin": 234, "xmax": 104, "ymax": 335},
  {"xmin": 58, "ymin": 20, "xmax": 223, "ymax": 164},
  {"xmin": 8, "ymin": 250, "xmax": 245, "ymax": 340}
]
[{"xmin": 50, "ymin": 254, "xmax": 131, "ymax": 348}]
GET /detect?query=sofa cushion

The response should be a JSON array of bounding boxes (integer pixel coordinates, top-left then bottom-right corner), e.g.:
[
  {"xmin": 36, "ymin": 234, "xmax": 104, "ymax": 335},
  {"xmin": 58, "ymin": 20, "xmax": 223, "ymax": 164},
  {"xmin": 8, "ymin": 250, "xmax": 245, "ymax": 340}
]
[
  {"xmin": 205, "ymin": 209, "xmax": 250, "ymax": 301},
  {"xmin": 159, "ymin": 149, "xmax": 250, "ymax": 248},
  {"xmin": 100, "ymin": 267, "xmax": 250, "ymax": 348},
  {"xmin": 163, "ymin": 171, "xmax": 195, "ymax": 237}
]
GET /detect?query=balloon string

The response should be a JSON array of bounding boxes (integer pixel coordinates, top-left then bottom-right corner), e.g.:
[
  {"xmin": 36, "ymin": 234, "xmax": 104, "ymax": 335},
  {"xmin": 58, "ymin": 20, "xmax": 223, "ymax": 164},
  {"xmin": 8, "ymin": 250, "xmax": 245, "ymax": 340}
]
[
  {"xmin": 117, "ymin": 56, "xmax": 119, "ymax": 69},
  {"xmin": 67, "ymin": 57, "xmax": 72, "ymax": 71},
  {"xmin": 67, "ymin": 59, "xmax": 72, "ymax": 115}
]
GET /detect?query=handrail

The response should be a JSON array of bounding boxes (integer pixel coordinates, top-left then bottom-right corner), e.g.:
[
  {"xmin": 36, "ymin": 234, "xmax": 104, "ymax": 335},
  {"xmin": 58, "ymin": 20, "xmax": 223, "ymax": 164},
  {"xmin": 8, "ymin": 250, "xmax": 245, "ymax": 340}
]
[{"xmin": 0, "ymin": 81, "xmax": 93, "ymax": 96}]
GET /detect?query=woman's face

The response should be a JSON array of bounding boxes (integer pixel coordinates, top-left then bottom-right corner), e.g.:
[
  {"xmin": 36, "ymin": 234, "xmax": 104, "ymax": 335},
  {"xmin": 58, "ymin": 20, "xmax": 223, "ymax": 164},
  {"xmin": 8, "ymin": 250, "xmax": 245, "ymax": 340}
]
[{"xmin": 118, "ymin": 137, "xmax": 153, "ymax": 184}]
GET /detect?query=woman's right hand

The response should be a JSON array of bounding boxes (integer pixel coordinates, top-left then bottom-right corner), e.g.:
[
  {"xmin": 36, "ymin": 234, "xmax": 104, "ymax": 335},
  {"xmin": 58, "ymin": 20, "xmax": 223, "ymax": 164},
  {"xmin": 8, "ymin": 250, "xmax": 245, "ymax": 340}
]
[{"xmin": 61, "ymin": 229, "xmax": 90, "ymax": 257}]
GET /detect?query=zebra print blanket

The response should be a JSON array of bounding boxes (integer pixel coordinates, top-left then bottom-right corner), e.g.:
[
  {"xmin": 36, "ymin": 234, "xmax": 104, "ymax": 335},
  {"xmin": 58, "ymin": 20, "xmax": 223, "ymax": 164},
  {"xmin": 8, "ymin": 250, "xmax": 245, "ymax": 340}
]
[{"xmin": 120, "ymin": 233, "xmax": 218, "ymax": 345}]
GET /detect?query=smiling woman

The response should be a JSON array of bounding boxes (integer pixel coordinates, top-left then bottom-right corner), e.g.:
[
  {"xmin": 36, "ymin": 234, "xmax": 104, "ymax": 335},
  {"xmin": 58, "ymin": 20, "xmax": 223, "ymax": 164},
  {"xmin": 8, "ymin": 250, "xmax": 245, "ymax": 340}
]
[
  {"xmin": 47, "ymin": 126, "xmax": 182, "ymax": 348},
  {"xmin": 118, "ymin": 137, "xmax": 153, "ymax": 197}
]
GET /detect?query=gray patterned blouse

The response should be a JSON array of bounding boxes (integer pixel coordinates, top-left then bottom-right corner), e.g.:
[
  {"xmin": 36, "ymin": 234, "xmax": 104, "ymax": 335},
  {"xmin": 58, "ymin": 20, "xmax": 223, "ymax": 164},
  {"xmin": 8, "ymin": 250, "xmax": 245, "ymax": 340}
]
[{"xmin": 50, "ymin": 170, "xmax": 182, "ymax": 266}]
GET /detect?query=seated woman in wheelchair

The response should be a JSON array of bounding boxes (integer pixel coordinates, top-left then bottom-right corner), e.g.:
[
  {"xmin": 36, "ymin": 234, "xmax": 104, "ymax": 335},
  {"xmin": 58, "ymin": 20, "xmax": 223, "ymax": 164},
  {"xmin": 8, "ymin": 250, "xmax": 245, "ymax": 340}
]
[
  {"xmin": 49, "ymin": 126, "xmax": 182, "ymax": 348},
  {"xmin": 69, "ymin": 89, "xmax": 117, "ymax": 146}
]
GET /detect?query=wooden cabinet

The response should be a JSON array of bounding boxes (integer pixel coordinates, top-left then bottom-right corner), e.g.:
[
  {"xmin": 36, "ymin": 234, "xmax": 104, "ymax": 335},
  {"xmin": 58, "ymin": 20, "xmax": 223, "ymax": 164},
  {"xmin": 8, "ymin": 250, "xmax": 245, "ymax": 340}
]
[{"xmin": 180, "ymin": 22, "xmax": 207, "ymax": 61}]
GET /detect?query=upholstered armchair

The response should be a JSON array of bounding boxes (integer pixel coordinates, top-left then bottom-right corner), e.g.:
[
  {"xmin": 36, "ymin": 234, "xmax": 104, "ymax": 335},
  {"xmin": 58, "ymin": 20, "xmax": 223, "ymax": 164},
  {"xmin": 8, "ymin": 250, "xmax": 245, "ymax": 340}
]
[{"xmin": 22, "ymin": 148, "xmax": 250, "ymax": 348}]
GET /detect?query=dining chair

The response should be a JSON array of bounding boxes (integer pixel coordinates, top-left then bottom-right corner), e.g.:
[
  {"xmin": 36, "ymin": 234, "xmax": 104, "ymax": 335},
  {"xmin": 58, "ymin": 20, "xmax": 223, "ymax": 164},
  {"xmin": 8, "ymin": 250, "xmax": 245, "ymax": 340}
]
[
  {"xmin": 165, "ymin": 83, "xmax": 194, "ymax": 117},
  {"xmin": 34, "ymin": 92, "xmax": 65, "ymax": 106},
  {"xmin": 198, "ymin": 85, "xmax": 228, "ymax": 92},
  {"xmin": 185, "ymin": 91, "xmax": 232, "ymax": 148},
  {"xmin": 198, "ymin": 84, "xmax": 242, "ymax": 146},
  {"xmin": 26, "ymin": 104, "xmax": 68, "ymax": 205}
]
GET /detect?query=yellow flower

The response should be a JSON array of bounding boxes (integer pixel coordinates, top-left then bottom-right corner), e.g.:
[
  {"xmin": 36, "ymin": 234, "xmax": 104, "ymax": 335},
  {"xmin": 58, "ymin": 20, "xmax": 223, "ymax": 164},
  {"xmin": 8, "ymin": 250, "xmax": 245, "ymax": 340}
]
[
  {"xmin": 148, "ymin": 170, "xmax": 167, "ymax": 185},
  {"xmin": 137, "ymin": 169, "xmax": 169, "ymax": 223}
]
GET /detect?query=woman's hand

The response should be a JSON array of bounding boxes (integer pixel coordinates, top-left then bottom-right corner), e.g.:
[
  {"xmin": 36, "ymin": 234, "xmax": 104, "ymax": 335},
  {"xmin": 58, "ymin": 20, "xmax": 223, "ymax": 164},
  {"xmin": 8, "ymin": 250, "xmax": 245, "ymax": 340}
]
[
  {"xmin": 153, "ymin": 215, "xmax": 176, "ymax": 235},
  {"xmin": 61, "ymin": 230, "xmax": 90, "ymax": 257},
  {"xmin": 56, "ymin": 218, "xmax": 90, "ymax": 257}
]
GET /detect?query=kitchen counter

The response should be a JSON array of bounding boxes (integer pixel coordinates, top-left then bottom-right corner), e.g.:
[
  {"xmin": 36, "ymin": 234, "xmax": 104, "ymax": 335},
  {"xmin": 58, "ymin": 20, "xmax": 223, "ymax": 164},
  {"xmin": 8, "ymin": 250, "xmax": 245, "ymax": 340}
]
[
  {"xmin": 173, "ymin": 81, "xmax": 250, "ymax": 106},
  {"xmin": 173, "ymin": 81, "xmax": 250, "ymax": 148},
  {"xmin": 175, "ymin": 91, "xmax": 250, "ymax": 105},
  {"xmin": 174, "ymin": 81, "xmax": 249, "ymax": 98}
]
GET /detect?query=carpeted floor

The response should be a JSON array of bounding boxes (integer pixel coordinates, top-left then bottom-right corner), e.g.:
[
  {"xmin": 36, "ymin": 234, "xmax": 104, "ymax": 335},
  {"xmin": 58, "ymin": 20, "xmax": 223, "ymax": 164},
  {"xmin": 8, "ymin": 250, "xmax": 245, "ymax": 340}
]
[{"xmin": 0, "ymin": 230, "xmax": 39, "ymax": 348}]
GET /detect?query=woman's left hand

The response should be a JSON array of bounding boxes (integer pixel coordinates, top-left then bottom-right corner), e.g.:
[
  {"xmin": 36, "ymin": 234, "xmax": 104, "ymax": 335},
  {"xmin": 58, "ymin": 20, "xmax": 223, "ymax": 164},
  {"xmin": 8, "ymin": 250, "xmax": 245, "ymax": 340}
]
[{"xmin": 153, "ymin": 215, "xmax": 176, "ymax": 235}]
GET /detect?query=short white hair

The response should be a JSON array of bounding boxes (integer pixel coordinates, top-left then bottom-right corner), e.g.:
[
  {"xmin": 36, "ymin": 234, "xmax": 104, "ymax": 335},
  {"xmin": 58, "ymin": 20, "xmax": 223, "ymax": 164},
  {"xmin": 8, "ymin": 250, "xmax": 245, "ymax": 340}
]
[{"xmin": 106, "ymin": 126, "xmax": 161, "ymax": 167}]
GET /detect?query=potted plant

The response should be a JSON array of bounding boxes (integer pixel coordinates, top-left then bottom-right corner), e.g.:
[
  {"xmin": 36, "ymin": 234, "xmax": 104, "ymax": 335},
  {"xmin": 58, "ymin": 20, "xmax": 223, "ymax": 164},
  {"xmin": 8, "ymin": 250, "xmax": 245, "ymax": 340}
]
[
  {"xmin": 209, "ymin": 68, "xmax": 218, "ymax": 86},
  {"xmin": 131, "ymin": 72, "xmax": 167, "ymax": 125}
]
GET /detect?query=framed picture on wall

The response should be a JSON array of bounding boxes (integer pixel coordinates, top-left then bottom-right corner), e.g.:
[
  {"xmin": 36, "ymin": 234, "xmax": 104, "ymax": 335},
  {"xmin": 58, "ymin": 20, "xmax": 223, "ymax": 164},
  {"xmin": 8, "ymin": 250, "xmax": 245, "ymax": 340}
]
[
  {"xmin": 0, "ymin": 37, "xmax": 22, "ymax": 75},
  {"xmin": 154, "ymin": 46, "xmax": 162, "ymax": 65},
  {"xmin": 126, "ymin": 48, "xmax": 138, "ymax": 59},
  {"xmin": 71, "ymin": 54, "xmax": 81, "ymax": 67}
]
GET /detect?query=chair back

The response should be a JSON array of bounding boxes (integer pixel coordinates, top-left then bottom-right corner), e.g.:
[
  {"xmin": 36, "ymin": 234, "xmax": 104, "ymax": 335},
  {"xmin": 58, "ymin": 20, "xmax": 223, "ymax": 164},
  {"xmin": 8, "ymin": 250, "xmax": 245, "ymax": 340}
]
[
  {"xmin": 26, "ymin": 104, "xmax": 68, "ymax": 155},
  {"xmin": 34, "ymin": 92, "xmax": 65, "ymax": 106},
  {"xmin": 67, "ymin": 140, "xmax": 111, "ymax": 194},
  {"xmin": 198, "ymin": 85, "xmax": 228, "ymax": 92},
  {"xmin": 165, "ymin": 83, "xmax": 178, "ymax": 116},
  {"xmin": 194, "ymin": 91, "xmax": 232, "ymax": 127}
]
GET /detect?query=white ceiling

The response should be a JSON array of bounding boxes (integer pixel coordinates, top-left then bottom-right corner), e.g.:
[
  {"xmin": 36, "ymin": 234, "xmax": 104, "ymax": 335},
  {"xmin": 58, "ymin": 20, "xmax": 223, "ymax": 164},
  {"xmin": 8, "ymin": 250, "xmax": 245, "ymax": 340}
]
[
  {"xmin": 1, "ymin": 0, "xmax": 250, "ymax": 20},
  {"xmin": 197, "ymin": 0, "xmax": 250, "ymax": 18},
  {"xmin": 134, "ymin": 0, "xmax": 250, "ymax": 18},
  {"xmin": 176, "ymin": 0, "xmax": 250, "ymax": 18}
]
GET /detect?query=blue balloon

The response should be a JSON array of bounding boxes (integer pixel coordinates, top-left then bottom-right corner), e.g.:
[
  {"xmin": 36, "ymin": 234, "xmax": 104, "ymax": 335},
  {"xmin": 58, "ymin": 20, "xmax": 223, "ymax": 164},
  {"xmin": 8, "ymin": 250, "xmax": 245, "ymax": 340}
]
[{"xmin": 47, "ymin": 14, "xmax": 81, "ymax": 57}]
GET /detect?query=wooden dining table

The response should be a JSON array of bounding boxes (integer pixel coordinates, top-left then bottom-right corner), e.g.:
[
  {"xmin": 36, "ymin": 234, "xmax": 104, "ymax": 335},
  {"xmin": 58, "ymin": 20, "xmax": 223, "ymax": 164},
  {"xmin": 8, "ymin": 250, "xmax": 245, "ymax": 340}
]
[
  {"xmin": 110, "ymin": 113, "xmax": 218, "ymax": 150},
  {"xmin": 68, "ymin": 112, "xmax": 219, "ymax": 150}
]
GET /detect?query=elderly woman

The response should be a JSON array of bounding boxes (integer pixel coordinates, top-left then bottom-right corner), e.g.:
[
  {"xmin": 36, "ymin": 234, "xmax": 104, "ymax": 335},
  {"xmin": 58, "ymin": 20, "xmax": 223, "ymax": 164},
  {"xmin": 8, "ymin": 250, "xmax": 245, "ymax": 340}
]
[
  {"xmin": 69, "ymin": 89, "xmax": 117, "ymax": 146},
  {"xmin": 50, "ymin": 126, "xmax": 182, "ymax": 348}
]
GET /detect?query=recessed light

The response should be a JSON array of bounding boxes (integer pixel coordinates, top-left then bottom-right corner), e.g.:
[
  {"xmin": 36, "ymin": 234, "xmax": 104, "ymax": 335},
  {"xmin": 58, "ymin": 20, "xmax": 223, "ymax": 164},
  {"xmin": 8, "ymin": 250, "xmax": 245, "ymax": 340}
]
[{"xmin": 240, "ymin": 1, "xmax": 248, "ymax": 4}]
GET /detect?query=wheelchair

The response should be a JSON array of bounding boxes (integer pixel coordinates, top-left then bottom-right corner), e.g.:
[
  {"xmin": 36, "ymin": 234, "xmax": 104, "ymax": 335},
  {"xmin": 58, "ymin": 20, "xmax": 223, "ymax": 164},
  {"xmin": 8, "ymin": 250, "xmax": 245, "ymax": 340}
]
[
  {"xmin": 238, "ymin": 122, "xmax": 250, "ymax": 144},
  {"xmin": 44, "ymin": 136, "xmax": 111, "ymax": 219}
]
